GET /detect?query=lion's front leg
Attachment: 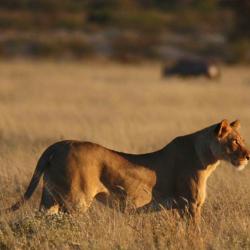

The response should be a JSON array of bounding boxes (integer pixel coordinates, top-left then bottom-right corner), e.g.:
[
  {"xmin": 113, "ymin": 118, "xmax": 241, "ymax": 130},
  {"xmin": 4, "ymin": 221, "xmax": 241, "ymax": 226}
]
[
  {"xmin": 175, "ymin": 196, "xmax": 203, "ymax": 225},
  {"xmin": 187, "ymin": 202, "xmax": 201, "ymax": 225},
  {"xmin": 174, "ymin": 182, "xmax": 203, "ymax": 224},
  {"xmin": 174, "ymin": 173, "xmax": 206, "ymax": 224}
]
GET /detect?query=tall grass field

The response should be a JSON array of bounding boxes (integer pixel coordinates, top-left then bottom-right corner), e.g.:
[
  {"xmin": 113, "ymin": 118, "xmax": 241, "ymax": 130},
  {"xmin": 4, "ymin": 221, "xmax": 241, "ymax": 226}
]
[{"xmin": 0, "ymin": 60, "xmax": 250, "ymax": 249}]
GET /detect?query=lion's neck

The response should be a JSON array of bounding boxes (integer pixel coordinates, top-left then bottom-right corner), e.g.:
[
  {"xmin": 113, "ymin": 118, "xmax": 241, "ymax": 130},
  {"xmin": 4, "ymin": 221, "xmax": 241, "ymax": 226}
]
[{"xmin": 194, "ymin": 130, "xmax": 220, "ymax": 169}]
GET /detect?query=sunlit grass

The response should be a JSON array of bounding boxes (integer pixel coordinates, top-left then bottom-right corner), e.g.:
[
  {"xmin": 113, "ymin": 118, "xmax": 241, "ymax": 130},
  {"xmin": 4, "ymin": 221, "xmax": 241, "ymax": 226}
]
[{"xmin": 0, "ymin": 60, "xmax": 249, "ymax": 249}]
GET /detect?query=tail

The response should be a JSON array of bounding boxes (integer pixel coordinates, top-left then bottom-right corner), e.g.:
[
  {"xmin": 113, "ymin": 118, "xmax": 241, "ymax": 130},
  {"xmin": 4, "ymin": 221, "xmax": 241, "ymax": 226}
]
[{"xmin": 4, "ymin": 144, "xmax": 55, "ymax": 213}]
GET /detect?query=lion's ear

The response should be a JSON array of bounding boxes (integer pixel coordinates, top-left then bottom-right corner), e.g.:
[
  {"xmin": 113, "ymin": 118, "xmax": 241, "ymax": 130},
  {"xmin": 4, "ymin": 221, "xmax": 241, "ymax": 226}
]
[
  {"xmin": 230, "ymin": 120, "xmax": 240, "ymax": 130},
  {"xmin": 215, "ymin": 119, "xmax": 230, "ymax": 139}
]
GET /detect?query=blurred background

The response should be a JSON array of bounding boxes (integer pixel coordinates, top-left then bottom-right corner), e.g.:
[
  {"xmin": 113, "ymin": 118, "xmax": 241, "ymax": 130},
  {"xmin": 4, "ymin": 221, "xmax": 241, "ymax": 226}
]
[
  {"xmin": 0, "ymin": 0, "xmax": 249, "ymax": 64},
  {"xmin": 1, "ymin": 2, "xmax": 250, "ymax": 249}
]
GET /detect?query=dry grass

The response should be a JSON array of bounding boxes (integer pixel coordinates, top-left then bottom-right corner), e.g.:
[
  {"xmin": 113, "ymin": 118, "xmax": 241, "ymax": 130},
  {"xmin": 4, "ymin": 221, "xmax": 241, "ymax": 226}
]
[{"xmin": 0, "ymin": 60, "xmax": 250, "ymax": 249}]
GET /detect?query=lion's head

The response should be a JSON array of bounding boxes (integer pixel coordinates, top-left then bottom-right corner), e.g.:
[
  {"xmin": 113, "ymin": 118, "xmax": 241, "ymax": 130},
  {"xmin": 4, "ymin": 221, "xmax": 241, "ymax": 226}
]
[{"xmin": 211, "ymin": 119, "xmax": 250, "ymax": 170}]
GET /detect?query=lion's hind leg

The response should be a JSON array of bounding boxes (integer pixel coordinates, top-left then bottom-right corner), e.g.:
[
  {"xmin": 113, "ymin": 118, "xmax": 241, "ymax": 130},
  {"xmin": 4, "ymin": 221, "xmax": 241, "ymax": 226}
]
[
  {"xmin": 126, "ymin": 184, "xmax": 153, "ymax": 212},
  {"xmin": 63, "ymin": 182, "xmax": 109, "ymax": 213},
  {"xmin": 39, "ymin": 186, "xmax": 59, "ymax": 215},
  {"xmin": 96, "ymin": 185, "xmax": 127, "ymax": 212}
]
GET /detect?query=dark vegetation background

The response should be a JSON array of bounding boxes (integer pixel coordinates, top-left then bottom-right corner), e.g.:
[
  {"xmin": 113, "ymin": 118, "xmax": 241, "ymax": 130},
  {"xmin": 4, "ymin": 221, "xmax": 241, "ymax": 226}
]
[{"xmin": 0, "ymin": 0, "xmax": 249, "ymax": 63}]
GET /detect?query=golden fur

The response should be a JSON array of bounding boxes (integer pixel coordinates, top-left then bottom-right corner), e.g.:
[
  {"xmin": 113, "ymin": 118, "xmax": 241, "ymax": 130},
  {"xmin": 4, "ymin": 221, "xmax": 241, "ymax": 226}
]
[{"xmin": 6, "ymin": 119, "xmax": 249, "ymax": 222}]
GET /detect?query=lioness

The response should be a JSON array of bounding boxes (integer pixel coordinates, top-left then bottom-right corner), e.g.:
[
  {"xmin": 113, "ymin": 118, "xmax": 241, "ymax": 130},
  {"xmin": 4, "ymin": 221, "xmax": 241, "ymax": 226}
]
[{"xmin": 6, "ymin": 119, "xmax": 249, "ymax": 223}]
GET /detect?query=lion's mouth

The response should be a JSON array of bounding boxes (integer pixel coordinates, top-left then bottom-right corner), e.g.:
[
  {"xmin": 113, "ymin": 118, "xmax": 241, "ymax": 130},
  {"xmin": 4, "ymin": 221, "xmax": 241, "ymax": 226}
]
[{"xmin": 231, "ymin": 159, "xmax": 248, "ymax": 171}]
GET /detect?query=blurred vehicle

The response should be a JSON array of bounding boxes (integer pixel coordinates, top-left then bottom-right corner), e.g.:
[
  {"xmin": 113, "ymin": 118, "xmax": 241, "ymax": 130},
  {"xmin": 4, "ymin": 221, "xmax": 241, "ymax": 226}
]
[{"xmin": 162, "ymin": 59, "xmax": 220, "ymax": 79}]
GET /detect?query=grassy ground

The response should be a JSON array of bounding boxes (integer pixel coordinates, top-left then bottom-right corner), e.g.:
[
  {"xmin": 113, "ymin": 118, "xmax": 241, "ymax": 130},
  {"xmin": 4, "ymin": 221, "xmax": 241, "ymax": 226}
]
[{"xmin": 0, "ymin": 60, "xmax": 250, "ymax": 249}]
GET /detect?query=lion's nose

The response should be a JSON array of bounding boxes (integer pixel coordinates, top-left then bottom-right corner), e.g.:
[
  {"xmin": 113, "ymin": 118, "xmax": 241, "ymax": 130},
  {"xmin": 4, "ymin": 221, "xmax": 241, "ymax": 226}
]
[{"xmin": 246, "ymin": 154, "xmax": 250, "ymax": 161}]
